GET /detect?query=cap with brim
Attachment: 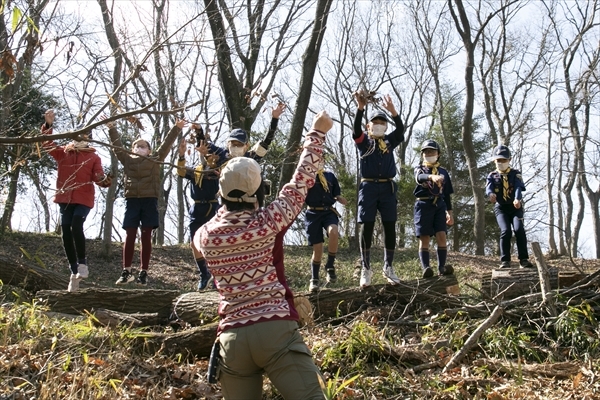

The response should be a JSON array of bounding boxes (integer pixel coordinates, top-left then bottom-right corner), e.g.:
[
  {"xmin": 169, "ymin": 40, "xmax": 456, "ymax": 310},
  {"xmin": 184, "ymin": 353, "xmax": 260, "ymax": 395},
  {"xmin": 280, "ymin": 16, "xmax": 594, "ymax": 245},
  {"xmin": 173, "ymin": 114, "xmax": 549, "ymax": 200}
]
[
  {"xmin": 227, "ymin": 129, "xmax": 249, "ymax": 144},
  {"xmin": 491, "ymin": 145, "xmax": 511, "ymax": 160},
  {"xmin": 219, "ymin": 157, "xmax": 262, "ymax": 203},
  {"xmin": 369, "ymin": 111, "xmax": 389, "ymax": 123}
]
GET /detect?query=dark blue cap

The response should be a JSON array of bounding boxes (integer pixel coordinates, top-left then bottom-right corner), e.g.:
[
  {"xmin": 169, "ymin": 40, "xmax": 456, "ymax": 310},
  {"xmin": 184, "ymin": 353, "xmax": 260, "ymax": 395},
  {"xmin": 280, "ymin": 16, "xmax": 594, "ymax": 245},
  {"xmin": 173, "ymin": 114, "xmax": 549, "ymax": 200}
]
[
  {"xmin": 421, "ymin": 139, "xmax": 440, "ymax": 152},
  {"xmin": 369, "ymin": 111, "xmax": 389, "ymax": 123},
  {"xmin": 491, "ymin": 145, "xmax": 511, "ymax": 160},
  {"xmin": 227, "ymin": 128, "xmax": 249, "ymax": 144}
]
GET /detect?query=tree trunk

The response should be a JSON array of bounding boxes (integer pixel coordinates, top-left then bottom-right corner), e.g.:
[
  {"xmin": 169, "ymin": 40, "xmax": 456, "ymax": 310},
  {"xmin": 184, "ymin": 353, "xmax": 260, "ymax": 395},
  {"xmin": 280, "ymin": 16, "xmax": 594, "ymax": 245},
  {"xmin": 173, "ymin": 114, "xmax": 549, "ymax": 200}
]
[
  {"xmin": 0, "ymin": 164, "xmax": 20, "ymax": 234},
  {"xmin": 278, "ymin": 0, "xmax": 334, "ymax": 188},
  {"xmin": 26, "ymin": 168, "xmax": 51, "ymax": 232}
]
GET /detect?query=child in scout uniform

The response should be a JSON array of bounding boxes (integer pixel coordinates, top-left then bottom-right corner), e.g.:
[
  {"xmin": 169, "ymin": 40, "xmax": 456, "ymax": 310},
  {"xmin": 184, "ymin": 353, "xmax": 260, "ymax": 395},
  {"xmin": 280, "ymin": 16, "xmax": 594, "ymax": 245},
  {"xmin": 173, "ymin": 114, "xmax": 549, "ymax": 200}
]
[
  {"xmin": 177, "ymin": 124, "xmax": 220, "ymax": 290},
  {"xmin": 204, "ymin": 102, "xmax": 286, "ymax": 164},
  {"xmin": 486, "ymin": 145, "xmax": 533, "ymax": 269},
  {"xmin": 413, "ymin": 139, "xmax": 455, "ymax": 278},
  {"xmin": 304, "ymin": 159, "xmax": 347, "ymax": 292},
  {"xmin": 353, "ymin": 91, "xmax": 405, "ymax": 288}
]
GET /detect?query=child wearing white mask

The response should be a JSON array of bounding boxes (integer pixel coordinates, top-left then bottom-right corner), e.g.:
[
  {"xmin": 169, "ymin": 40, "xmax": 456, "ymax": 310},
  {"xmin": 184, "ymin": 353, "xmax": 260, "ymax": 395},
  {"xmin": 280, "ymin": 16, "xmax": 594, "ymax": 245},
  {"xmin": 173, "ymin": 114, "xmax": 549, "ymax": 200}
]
[
  {"xmin": 413, "ymin": 139, "xmax": 455, "ymax": 278},
  {"xmin": 352, "ymin": 91, "xmax": 405, "ymax": 288},
  {"xmin": 202, "ymin": 102, "xmax": 286, "ymax": 166},
  {"xmin": 108, "ymin": 118, "xmax": 186, "ymax": 285},
  {"xmin": 486, "ymin": 145, "xmax": 533, "ymax": 269}
]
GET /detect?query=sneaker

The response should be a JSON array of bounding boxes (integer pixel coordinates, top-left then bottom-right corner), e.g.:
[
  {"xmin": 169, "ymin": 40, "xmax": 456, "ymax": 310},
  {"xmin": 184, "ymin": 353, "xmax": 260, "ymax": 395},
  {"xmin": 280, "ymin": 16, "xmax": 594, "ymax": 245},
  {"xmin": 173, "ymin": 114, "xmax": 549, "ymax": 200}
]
[
  {"xmin": 137, "ymin": 270, "xmax": 148, "ymax": 285},
  {"xmin": 422, "ymin": 267, "xmax": 434, "ymax": 279},
  {"xmin": 309, "ymin": 279, "xmax": 320, "ymax": 292},
  {"xmin": 499, "ymin": 261, "xmax": 511, "ymax": 269},
  {"xmin": 439, "ymin": 265, "xmax": 454, "ymax": 276},
  {"xmin": 76, "ymin": 264, "xmax": 89, "ymax": 280},
  {"xmin": 116, "ymin": 269, "xmax": 135, "ymax": 285},
  {"xmin": 520, "ymin": 259, "xmax": 534, "ymax": 268},
  {"xmin": 326, "ymin": 268, "xmax": 337, "ymax": 283},
  {"xmin": 383, "ymin": 265, "xmax": 400, "ymax": 284},
  {"xmin": 68, "ymin": 274, "xmax": 80, "ymax": 292},
  {"xmin": 359, "ymin": 267, "xmax": 373, "ymax": 287},
  {"xmin": 198, "ymin": 273, "xmax": 212, "ymax": 291}
]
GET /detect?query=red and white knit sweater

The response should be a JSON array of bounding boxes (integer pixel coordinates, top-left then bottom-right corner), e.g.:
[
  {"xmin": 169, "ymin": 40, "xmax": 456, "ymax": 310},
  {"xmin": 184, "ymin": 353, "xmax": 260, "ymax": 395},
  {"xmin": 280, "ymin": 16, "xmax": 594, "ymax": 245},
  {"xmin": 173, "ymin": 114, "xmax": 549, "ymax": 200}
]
[{"xmin": 194, "ymin": 129, "xmax": 324, "ymax": 333}]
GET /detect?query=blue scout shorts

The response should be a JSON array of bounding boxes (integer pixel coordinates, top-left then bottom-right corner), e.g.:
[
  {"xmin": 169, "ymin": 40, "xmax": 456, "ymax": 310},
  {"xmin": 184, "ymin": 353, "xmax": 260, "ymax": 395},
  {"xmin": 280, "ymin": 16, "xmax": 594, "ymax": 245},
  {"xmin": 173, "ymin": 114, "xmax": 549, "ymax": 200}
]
[
  {"xmin": 357, "ymin": 180, "xmax": 398, "ymax": 223},
  {"xmin": 414, "ymin": 198, "xmax": 447, "ymax": 237},
  {"xmin": 304, "ymin": 209, "xmax": 339, "ymax": 246}
]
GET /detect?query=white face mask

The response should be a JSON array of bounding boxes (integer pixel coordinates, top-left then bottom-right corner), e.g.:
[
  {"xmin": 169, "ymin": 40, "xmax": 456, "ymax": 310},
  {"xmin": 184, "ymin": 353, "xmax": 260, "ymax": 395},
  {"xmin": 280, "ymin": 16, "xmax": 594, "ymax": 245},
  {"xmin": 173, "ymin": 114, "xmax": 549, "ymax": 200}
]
[
  {"xmin": 424, "ymin": 156, "xmax": 438, "ymax": 164},
  {"xmin": 133, "ymin": 146, "xmax": 150, "ymax": 157},
  {"xmin": 71, "ymin": 140, "xmax": 88, "ymax": 149},
  {"xmin": 228, "ymin": 146, "xmax": 246, "ymax": 158},
  {"xmin": 496, "ymin": 161, "xmax": 509, "ymax": 171},
  {"xmin": 370, "ymin": 124, "xmax": 387, "ymax": 138}
]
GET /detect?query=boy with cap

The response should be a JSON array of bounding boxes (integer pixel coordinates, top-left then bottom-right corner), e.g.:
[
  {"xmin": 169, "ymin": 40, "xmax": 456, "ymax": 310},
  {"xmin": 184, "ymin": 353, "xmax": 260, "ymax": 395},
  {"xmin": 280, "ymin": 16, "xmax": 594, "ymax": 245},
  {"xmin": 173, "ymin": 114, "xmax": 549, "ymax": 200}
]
[
  {"xmin": 108, "ymin": 118, "xmax": 185, "ymax": 285},
  {"xmin": 41, "ymin": 109, "xmax": 112, "ymax": 292},
  {"xmin": 413, "ymin": 139, "xmax": 454, "ymax": 278},
  {"xmin": 176, "ymin": 124, "xmax": 220, "ymax": 290},
  {"xmin": 193, "ymin": 111, "xmax": 332, "ymax": 400},
  {"xmin": 353, "ymin": 91, "xmax": 405, "ymax": 288},
  {"xmin": 304, "ymin": 159, "xmax": 347, "ymax": 292},
  {"xmin": 204, "ymin": 102, "xmax": 286, "ymax": 164},
  {"xmin": 486, "ymin": 145, "xmax": 533, "ymax": 269}
]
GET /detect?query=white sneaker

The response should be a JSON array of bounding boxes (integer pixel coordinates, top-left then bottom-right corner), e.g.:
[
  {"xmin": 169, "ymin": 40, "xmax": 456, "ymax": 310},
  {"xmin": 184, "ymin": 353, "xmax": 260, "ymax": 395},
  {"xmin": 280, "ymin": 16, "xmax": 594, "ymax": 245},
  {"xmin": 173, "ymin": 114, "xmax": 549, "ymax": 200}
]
[
  {"xmin": 383, "ymin": 265, "xmax": 400, "ymax": 285},
  {"xmin": 76, "ymin": 264, "xmax": 89, "ymax": 279},
  {"xmin": 68, "ymin": 274, "xmax": 80, "ymax": 292},
  {"xmin": 309, "ymin": 279, "xmax": 319, "ymax": 293},
  {"xmin": 359, "ymin": 267, "xmax": 373, "ymax": 287}
]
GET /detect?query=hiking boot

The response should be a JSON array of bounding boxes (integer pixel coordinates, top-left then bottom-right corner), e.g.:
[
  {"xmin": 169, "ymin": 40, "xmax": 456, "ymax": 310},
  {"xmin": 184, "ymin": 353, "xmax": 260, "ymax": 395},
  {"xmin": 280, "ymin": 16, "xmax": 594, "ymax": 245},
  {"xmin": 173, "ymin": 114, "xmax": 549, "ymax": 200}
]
[
  {"xmin": 309, "ymin": 279, "xmax": 320, "ymax": 293},
  {"xmin": 422, "ymin": 267, "xmax": 434, "ymax": 279},
  {"xmin": 326, "ymin": 268, "xmax": 337, "ymax": 283},
  {"xmin": 76, "ymin": 264, "xmax": 89, "ymax": 280},
  {"xmin": 383, "ymin": 265, "xmax": 400, "ymax": 285},
  {"xmin": 116, "ymin": 269, "xmax": 135, "ymax": 285},
  {"xmin": 68, "ymin": 274, "xmax": 80, "ymax": 292},
  {"xmin": 499, "ymin": 261, "xmax": 511, "ymax": 269},
  {"xmin": 359, "ymin": 267, "xmax": 373, "ymax": 288},
  {"xmin": 520, "ymin": 259, "xmax": 534, "ymax": 268},
  {"xmin": 439, "ymin": 265, "xmax": 454, "ymax": 276},
  {"xmin": 198, "ymin": 273, "xmax": 212, "ymax": 291},
  {"xmin": 137, "ymin": 270, "xmax": 148, "ymax": 285}
]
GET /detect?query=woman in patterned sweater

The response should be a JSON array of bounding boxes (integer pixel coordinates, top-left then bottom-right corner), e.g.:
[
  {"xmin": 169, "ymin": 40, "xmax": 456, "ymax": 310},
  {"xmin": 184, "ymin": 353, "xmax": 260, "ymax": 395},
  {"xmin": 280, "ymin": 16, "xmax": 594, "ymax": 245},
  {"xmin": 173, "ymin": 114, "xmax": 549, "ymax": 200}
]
[{"xmin": 193, "ymin": 111, "xmax": 332, "ymax": 400}]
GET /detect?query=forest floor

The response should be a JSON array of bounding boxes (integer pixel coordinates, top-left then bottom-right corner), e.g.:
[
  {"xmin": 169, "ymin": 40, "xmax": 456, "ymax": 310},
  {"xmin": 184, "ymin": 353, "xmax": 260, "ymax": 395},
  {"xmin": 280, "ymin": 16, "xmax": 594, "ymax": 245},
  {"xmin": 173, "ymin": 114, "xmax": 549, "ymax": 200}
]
[{"xmin": 1, "ymin": 231, "xmax": 600, "ymax": 399}]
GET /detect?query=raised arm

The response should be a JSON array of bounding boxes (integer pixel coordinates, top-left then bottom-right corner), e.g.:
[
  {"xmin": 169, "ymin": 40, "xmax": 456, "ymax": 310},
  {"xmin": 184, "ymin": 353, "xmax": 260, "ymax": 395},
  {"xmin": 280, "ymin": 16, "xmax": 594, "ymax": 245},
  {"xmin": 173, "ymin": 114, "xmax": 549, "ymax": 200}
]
[{"xmin": 155, "ymin": 119, "xmax": 185, "ymax": 161}]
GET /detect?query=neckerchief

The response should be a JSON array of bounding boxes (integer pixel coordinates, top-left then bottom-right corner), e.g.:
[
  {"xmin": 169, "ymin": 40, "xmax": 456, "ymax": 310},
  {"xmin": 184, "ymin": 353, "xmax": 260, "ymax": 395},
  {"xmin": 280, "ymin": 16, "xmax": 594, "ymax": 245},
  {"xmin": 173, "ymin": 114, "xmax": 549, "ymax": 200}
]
[
  {"xmin": 194, "ymin": 164, "xmax": 204, "ymax": 187},
  {"xmin": 497, "ymin": 167, "xmax": 511, "ymax": 201},
  {"xmin": 423, "ymin": 161, "xmax": 440, "ymax": 176},
  {"xmin": 369, "ymin": 134, "xmax": 388, "ymax": 153},
  {"xmin": 317, "ymin": 170, "xmax": 329, "ymax": 192}
]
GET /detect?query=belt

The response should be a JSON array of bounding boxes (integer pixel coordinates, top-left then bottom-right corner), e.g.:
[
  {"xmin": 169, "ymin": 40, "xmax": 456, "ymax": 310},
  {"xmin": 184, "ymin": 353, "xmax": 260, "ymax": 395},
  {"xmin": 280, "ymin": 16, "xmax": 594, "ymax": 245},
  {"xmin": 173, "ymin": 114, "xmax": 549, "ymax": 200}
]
[
  {"xmin": 361, "ymin": 178, "xmax": 393, "ymax": 183},
  {"xmin": 194, "ymin": 199, "xmax": 218, "ymax": 204},
  {"xmin": 416, "ymin": 196, "xmax": 439, "ymax": 204},
  {"xmin": 307, "ymin": 206, "xmax": 341, "ymax": 217}
]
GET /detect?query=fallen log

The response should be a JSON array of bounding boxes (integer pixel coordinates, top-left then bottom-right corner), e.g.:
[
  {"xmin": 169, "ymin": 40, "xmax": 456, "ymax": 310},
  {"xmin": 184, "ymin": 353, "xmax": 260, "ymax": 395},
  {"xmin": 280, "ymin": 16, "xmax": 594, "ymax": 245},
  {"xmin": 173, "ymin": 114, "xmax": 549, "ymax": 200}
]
[
  {"xmin": 481, "ymin": 268, "xmax": 559, "ymax": 299},
  {"xmin": 92, "ymin": 308, "xmax": 162, "ymax": 328},
  {"xmin": 35, "ymin": 288, "xmax": 179, "ymax": 321},
  {"xmin": 137, "ymin": 322, "xmax": 219, "ymax": 359},
  {"xmin": 0, "ymin": 254, "xmax": 69, "ymax": 292},
  {"xmin": 472, "ymin": 358, "xmax": 581, "ymax": 379}
]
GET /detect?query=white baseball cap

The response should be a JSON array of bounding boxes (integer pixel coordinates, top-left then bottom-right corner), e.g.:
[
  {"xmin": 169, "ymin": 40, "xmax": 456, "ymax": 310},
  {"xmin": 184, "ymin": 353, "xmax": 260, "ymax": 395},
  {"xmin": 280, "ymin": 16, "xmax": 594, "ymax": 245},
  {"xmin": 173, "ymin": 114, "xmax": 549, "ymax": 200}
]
[{"xmin": 219, "ymin": 157, "xmax": 262, "ymax": 203}]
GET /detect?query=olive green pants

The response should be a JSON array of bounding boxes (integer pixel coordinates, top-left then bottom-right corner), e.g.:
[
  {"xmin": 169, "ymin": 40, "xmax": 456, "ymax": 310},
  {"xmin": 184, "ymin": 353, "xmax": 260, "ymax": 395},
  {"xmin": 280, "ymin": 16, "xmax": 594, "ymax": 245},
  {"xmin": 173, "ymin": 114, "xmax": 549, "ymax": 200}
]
[{"xmin": 218, "ymin": 320, "xmax": 324, "ymax": 400}]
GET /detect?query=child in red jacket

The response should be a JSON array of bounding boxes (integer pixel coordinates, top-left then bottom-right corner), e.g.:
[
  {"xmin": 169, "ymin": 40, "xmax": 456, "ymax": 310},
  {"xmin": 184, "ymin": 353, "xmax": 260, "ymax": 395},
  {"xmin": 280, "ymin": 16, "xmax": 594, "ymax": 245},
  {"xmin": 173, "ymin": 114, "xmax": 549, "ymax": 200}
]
[{"xmin": 42, "ymin": 109, "xmax": 111, "ymax": 292}]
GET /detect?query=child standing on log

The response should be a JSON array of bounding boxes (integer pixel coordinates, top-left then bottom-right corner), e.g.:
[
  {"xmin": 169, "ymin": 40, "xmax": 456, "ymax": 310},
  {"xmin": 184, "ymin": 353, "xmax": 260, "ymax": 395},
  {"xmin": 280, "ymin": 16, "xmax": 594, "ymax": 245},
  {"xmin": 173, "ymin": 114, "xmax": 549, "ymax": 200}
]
[
  {"xmin": 353, "ymin": 91, "xmax": 405, "ymax": 288},
  {"xmin": 486, "ymin": 145, "xmax": 533, "ymax": 269},
  {"xmin": 413, "ymin": 139, "xmax": 454, "ymax": 278}
]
